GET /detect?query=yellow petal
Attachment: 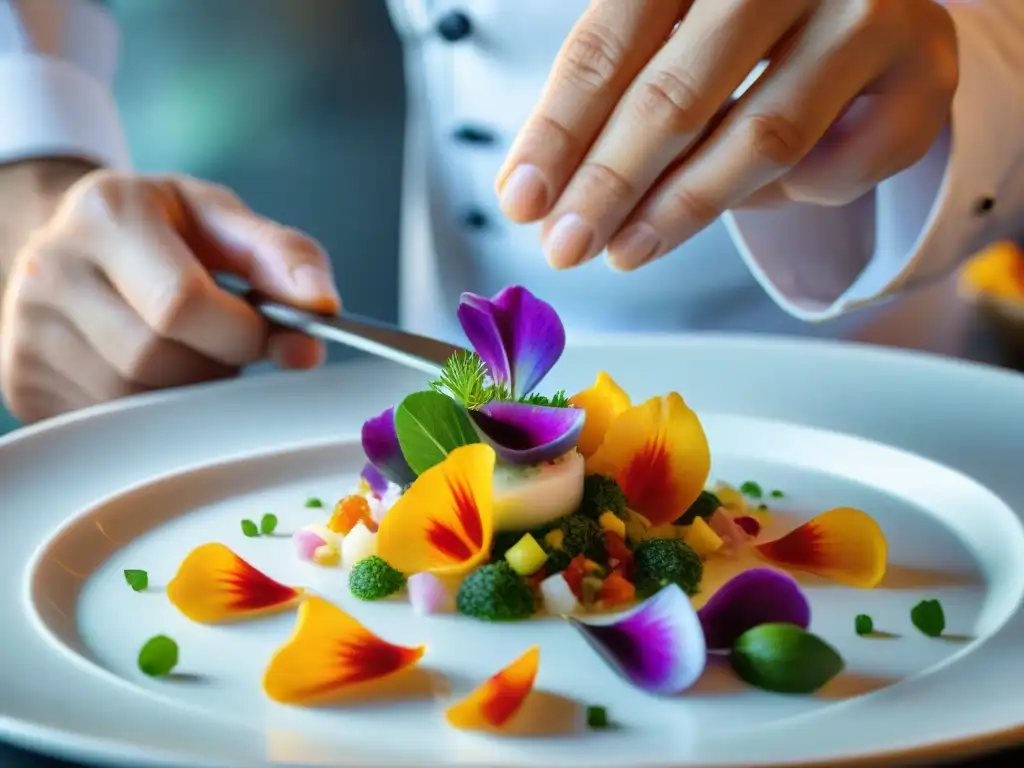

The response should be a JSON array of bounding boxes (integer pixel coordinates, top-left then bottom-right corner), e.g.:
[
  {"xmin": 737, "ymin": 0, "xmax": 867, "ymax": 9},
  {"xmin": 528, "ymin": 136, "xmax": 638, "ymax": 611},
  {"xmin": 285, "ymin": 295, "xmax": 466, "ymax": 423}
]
[
  {"xmin": 446, "ymin": 645, "xmax": 540, "ymax": 731},
  {"xmin": 376, "ymin": 444, "xmax": 495, "ymax": 576},
  {"xmin": 586, "ymin": 393, "xmax": 710, "ymax": 527},
  {"xmin": 570, "ymin": 371, "xmax": 631, "ymax": 458},
  {"xmin": 167, "ymin": 543, "xmax": 302, "ymax": 623},
  {"xmin": 960, "ymin": 241, "xmax": 1024, "ymax": 299},
  {"xmin": 755, "ymin": 507, "xmax": 888, "ymax": 588},
  {"xmin": 263, "ymin": 595, "xmax": 425, "ymax": 705}
]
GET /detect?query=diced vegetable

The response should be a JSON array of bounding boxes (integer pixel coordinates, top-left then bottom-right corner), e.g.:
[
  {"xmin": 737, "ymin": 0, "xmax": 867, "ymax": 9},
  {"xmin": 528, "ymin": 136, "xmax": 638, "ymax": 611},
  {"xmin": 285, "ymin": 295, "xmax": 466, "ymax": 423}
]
[
  {"xmin": 684, "ymin": 517, "xmax": 725, "ymax": 557},
  {"xmin": 562, "ymin": 555, "xmax": 587, "ymax": 600},
  {"xmin": 539, "ymin": 572, "xmax": 579, "ymax": 616},
  {"xmin": 544, "ymin": 529, "xmax": 565, "ymax": 551},
  {"xmin": 407, "ymin": 572, "xmax": 454, "ymax": 614},
  {"xmin": 341, "ymin": 521, "xmax": 376, "ymax": 567},
  {"xmin": 603, "ymin": 531, "xmax": 632, "ymax": 566},
  {"xmin": 312, "ymin": 545, "xmax": 340, "ymax": 566},
  {"xmin": 598, "ymin": 510, "xmax": 626, "ymax": 539},
  {"xmin": 647, "ymin": 523, "xmax": 683, "ymax": 540},
  {"xmin": 598, "ymin": 572, "xmax": 635, "ymax": 607},
  {"xmin": 713, "ymin": 482, "xmax": 748, "ymax": 515},
  {"xmin": 504, "ymin": 533, "xmax": 548, "ymax": 576},
  {"xmin": 581, "ymin": 575, "xmax": 604, "ymax": 605},
  {"xmin": 624, "ymin": 508, "xmax": 652, "ymax": 543},
  {"xmin": 329, "ymin": 494, "xmax": 374, "ymax": 535},
  {"xmin": 586, "ymin": 705, "xmax": 610, "ymax": 729}
]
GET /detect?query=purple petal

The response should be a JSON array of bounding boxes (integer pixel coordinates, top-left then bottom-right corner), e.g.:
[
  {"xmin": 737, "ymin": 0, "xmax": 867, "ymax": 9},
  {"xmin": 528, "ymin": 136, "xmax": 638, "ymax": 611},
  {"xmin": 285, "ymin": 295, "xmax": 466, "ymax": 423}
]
[
  {"xmin": 457, "ymin": 286, "xmax": 565, "ymax": 397},
  {"xmin": 567, "ymin": 585, "xmax": 706, "ymax": 695},
  {"xmin": 359, "ymin": 462, "xmax": 390, "ymax": 497},
  {"xmin": 360, "ymin": 407, "xmax": 416, "ymax": 487},
  {"xmin": 697, "ymin": 568, "xmax": 811, "ymax": 651},
  {"xmin": 468, "ymin": 400, "xmax": 584, "ymax": 465}
]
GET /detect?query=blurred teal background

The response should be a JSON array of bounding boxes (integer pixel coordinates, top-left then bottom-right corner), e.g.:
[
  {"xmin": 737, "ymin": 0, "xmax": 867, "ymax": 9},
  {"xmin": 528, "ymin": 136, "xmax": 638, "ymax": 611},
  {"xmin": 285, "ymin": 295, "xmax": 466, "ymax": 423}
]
[{"xmin": 0, "ymin": 0, "xmax": 406, "ymax": 435}]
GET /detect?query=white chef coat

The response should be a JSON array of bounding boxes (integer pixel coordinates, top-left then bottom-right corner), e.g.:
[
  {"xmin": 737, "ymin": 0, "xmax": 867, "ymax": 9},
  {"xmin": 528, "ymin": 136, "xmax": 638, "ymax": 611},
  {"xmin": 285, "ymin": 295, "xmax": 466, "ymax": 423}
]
[{"xmin": 2, "ymin": 0, "xmax": 1023, "ymax": 356}]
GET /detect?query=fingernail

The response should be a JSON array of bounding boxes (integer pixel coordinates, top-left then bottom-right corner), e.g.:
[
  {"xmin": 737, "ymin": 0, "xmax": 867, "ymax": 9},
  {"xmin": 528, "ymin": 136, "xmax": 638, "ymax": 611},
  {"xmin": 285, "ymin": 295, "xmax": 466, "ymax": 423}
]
[
  {"xmin": 290, "ymin": 265, "xmax": 340, "ymax": 309},
  {"xmin": 607, "ymin": 223, "xmax": 662, "ymax": 271},
  {"xmin": 498, "ymin": 164, "xmax": 549, "ymax": 221},
  {"xmin": 543, "ymin": 213, "xmax": 594, "ymax": 269}
]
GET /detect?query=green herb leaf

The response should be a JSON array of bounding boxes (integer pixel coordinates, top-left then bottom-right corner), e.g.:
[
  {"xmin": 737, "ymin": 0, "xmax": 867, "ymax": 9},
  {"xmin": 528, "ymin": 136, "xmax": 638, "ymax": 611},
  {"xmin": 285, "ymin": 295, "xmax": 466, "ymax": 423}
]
[
  {"xmin": 586, "ymin": 705, "xmax": 610, "ymax": 729},
  {"xmin": 519, "ymin": 390, "xmax": 571, "ymax": 408},
  {"xmin": 240, "ymin": 519, "xmax": 259, "ymax": 537},
  {"xmin": 739, "ymin": 481, "xmax": 763, "ymax": 499},
  {"xmin": 260, "ymin": 513, "xmax": 278, "ymax": 535},
  {"xmin": 910, "ymin": 599, "xmax": 945, "ymax": 637},
  {"xmin": 123, "ymin": 569, "xmax": 148, "ymax": 592},
  {"xmin": 305, "ymin": 497, "xmax": 323, "ymax": 508},
  {"xmin": 770, "ymin": 489, "xmax": 784, "ymax": 498},
  {"xmin": 429, "ymin": 350, "xmax": 510, "ymax": 408},
  {"xmin": 394, "ymin": 390, "xmax": 480, "ymax": 474},
  {"xmin": 757, "ymin": 503, "xmax": 769, "ymax": 511},
  {"xmin": 731, "ymin": 623, "xmax": 844, "ymax": 694},
  {"xmin": 854, "ymin": 614, "xmax": 874, "ymax": 636},
  {"xmin": 138, "ymin": 635, "xmax": 179, "ymax": 677}
]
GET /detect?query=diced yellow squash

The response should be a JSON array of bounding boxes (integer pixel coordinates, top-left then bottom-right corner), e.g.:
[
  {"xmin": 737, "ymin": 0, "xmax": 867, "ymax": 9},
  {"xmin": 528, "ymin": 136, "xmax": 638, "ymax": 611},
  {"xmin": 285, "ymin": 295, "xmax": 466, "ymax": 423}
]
[
  {"xmin": 505, "ymin": 533, "xmax": 548, "ymax": 576},
  {"xmin": 544, "ymin": 529, "xmax": 565, "ymax": 551},
  {"xmin": 648, "ymin": 524, "xmax": 683, "ymax": 540},
  {"xmin": 624, "ymin": 508, "xmax": 652, "ymax": 541},
  {"xmin": 684, "ymin": 517, "xmax": 725, "ymax": 558},
  {"xmin": 598, "ymin": 511, "xmax": 626, "ymax": 539}
]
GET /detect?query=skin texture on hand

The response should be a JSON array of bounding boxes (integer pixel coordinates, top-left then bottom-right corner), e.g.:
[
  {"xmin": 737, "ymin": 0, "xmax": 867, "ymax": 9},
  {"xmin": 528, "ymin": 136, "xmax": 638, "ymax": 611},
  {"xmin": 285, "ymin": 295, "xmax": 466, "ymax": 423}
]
[
  {"xmin": 0, "ymin": 171, "xmax": 341, "ymax": 423},
  {"xmin": 499, "ymin": 0, "xmax": 959, "ymax": 272}
]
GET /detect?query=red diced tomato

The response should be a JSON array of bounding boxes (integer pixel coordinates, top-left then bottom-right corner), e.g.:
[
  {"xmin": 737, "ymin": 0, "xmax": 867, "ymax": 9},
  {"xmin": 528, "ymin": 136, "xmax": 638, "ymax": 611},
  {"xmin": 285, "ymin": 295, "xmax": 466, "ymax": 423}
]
[
  {"xmin": 525, "ymin": 567, "xmax": 547, "ymax": 592},
  {"xmin": 562, "ymin": 555, "xmax": 587, "ymax": 600},
  {"xmin": 599, "ymin": 572, "xmax": 636, "ymax": 607}
]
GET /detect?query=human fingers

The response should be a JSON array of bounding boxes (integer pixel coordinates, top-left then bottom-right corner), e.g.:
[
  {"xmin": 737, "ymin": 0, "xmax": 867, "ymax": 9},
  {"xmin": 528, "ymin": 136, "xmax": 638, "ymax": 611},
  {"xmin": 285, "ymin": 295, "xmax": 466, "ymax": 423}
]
[
  {"xmin": 543, "ymin": 0, "xmax": 811, "ymax": 269},
  {"xmin": 497, "ymin": 0, "xmax": 687, "ymax": 224}
]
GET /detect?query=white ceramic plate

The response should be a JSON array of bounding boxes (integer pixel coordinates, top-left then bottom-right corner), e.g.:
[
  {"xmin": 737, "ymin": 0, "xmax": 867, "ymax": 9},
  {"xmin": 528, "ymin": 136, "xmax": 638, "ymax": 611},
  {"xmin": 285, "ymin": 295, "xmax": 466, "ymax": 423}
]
[{"xmin": 3, "ymin": 334, "xmax": 1024, "ymax": 768}]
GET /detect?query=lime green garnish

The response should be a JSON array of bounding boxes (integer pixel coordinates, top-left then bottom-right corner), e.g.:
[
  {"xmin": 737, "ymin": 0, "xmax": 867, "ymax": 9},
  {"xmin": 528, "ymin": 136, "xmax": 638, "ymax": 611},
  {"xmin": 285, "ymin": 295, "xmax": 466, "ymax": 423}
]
[
  {"xmin": 260, "ymin": 513, "xmax": 278, "ymax": 535},
  {"xmin": 911, "ymin": 599, "xmax": 945, "ymax": 637},
  {"xmin": 757, "ymin": 503, "xmax": 769, "ymax": 511},
  {"xmin": 855, "ymin": 614, "xmax": 873, "ymax": 635},
  {"xmin": 240, "ymin": 519, "xmax": 259, "ymax": 537},
  {"xmin": 586, "ymin": 705, "xmax": 610, "ymax": 729},
  {"xmin": 739, "ymin": 481, "xmax": 763, "ymax": 499},
  {"xmin": 138, "ymin": 635, "xmax": 179, "ymax": 677},
  {"xmin": 123, "ymin": 569, "xmax": 148, "ymax": 592},
  {"xmin": 305, "ymin": 497, "xmax": 324, "ymax": 508},
  {"xmin": 731, "ymin": 623, "xmax": 844, "ymax": 694},
  {"xmin": 770, "ymin": 489, "xmax": 784, "ymax": 498}
]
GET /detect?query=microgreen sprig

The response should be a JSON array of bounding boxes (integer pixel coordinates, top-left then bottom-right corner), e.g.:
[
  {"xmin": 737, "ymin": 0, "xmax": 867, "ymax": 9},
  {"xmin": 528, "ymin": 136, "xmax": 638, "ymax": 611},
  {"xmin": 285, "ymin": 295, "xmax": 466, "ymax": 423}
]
[{"xmin": 429, "ymin": 350, "xmax": 510, "ymax": 409}]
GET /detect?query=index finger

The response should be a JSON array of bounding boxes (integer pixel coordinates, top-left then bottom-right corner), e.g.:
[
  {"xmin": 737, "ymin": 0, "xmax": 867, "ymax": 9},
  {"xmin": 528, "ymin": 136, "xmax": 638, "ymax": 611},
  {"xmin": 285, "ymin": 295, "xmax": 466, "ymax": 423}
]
[{"xmin": 496, "ymin": 0, "xmax": 688, "ymax": 223}]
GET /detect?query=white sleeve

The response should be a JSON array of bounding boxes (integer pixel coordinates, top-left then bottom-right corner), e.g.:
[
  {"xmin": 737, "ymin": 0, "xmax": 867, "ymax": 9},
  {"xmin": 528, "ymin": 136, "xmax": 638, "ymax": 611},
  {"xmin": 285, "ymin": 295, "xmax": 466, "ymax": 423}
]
[
  {"xmin": 722, "ymin": 0, "xmax": 1024, "ymax": 322},
  {"xmin": 0, "ymin": 0, "xmax": 130, "ymax": 169}
]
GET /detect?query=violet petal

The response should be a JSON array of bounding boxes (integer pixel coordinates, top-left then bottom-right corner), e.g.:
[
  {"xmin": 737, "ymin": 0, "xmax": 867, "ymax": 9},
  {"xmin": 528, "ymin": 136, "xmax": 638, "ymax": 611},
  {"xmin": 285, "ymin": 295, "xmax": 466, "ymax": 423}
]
[
  {"xmin": 567, "ymin": 584, "xmax": 706, "ymax": 695},
  {"xmin": 468, "ymin": 400, "xmax": 585, "ymax": 465},
  {"xmin": 359, "ymin": 462, "xmax": 390, "ymax": 497},
  {"xmin": 457, "ymin": 286, "xmax": 565, "ymax": 397},
  {"xmin": 360, "ymin": 406, "xmax": 416, "ymax": 486},
  {"xmin": 697, "ymin": 568, "xmax": 811, "ymax": 651}
]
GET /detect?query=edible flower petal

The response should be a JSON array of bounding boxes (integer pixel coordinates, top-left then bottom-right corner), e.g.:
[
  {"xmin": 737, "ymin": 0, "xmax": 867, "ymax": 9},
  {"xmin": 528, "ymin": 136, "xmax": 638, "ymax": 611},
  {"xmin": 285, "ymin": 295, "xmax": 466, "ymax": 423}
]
[
  {"xmin": 586, "ymin": 393, "xmax": 711, "ymax": 527},
  {"xmin": 445, "ymin": 645, "xmax": 540, "ymax": 731},
  {"xmin": 167, "ymin": 543, "xmax": 302, "ymax": 623},
  {"xmin": 293, "ymin": 525, "xmax": 337, "ymax": 562},
  {"xmin": 262, "ymin": 595, "xmax": 425, "ymax": 705},
  {"xmin": 755, "ymin": 507, "xmax": 888, "ymax": 588},
  {"xmin": 359, "ymin": 462, "xmax": 390, "ymax": 497},
  {"xmin": 567, "ymin": 584, "xmax": 706, "ymax": 695},
  {"xmin": 697, "ymin": 568, "xmax": 811, "ymax": 651},
  {"xmin": 570, "ymin": 371, "xmax": 631, "ymax": 458},
  {"xmin": 361, "ymin": 407, "xmax": 417, "ymax": 487},
  {"xmin": 468, "ymin": 400, "xmax": 585, "ymax": 465},
  {"xmin": 376, "ymin": 444, "xmax": 495, "ymax": 576},
  {"xmin": 456, "ymin": 285, "xmax": 565, "ymax": 397}
]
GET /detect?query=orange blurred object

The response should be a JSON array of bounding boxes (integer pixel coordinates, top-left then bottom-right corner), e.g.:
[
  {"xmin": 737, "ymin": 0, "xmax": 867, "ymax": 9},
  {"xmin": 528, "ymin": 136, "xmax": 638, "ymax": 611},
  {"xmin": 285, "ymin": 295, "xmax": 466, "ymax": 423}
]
[{"xmin": 328, "ymin": 494, "xmax": 374, "ymax": 534}]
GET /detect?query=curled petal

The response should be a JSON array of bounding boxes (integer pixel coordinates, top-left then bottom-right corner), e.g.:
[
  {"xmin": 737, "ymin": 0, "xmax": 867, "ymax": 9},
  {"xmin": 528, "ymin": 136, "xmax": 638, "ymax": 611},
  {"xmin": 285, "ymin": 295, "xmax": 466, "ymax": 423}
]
[
  {"xmin": 361, "ymin": 407, "xmax": 416, "ymax": 487},
  {"xmin": 376, "ymin": 444, "xmax": 495, "ymax": 576},
  {"xmin": 446, "ymin": 646, "xmax": 540, "ymax": 731},
  {"xmin": 570, "ymin": 371, "xmax": 631, "ymax": 459},
  {"xmin": 567, "ymin": 584, "xmax": 706, "ymax": 695},
  {"xmin": 167, "ymin": 543, "xmax": 302, "ymax": 623},
  {"xmin": 468, "ymin": 400, "xmax": 585, "ymax": 465},
  {"xmin": 457, "ymin": 286, "xmax": 565, "ymax": 397},
  {"xmin": 359, "ymin": 462, "xmax": 390, "ymax": 497},
  {"xmin": 755, "ymin": 507, "xmax": 888, "ymax": 588},
  {"xmin": 697, "ymin": 568, "xmax": 811, "ymax": 651},
  {"xmin": 587, "ymin": 393, "xmax": 711, "ymax": 527},
  {"xmin": 262, "ymin": 596, "xmax": 425, "ymax": 705}
]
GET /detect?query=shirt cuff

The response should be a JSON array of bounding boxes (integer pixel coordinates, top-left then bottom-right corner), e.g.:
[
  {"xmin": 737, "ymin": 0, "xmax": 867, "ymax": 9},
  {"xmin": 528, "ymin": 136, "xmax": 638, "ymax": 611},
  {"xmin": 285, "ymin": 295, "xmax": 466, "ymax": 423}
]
[
  {"xmin": 0, "ymin": 54, "xmax": 131, "ymax": 170},
  {"xmin": 723, "ymin": 0, "xmax": 1024, "ymax": 322}
]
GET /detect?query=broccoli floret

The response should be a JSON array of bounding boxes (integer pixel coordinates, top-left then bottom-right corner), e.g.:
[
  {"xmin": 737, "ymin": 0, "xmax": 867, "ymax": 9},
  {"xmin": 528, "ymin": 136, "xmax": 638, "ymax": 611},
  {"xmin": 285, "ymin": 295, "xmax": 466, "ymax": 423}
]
[
  {"xmin": 633, "ymin": 537, "xmax": 703, "ymax": 598},
  {"xmin": 675, "ymin": 490, "xmax": 722, "ymax": 525},
  {"xmin": 456, "ymin": 561, "xmax": 535, "ymax": 621},
  {"xmin": 577, "ymin": 474, "xmax": 628, "ymax": 521},
  {"xmin": 550, "ymin": 513, "xmax": 606, "ymax": 563},
  {"xmin": 348, "ymin": 556, "xmax": 406, "ymax": 601}
]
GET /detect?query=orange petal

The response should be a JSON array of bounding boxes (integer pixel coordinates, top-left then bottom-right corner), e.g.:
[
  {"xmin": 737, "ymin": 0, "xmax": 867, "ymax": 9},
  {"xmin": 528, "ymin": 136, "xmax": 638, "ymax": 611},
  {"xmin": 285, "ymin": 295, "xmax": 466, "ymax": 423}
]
[
  {"xmin": 263, "ymin": 595, "xmax": 425, "ymax": 705},
  {"xmin": 376, "ymin": 443, "xmax": 495, "ymax": 576},
  {"xmin": 167, "ymin": 543, "xmax": 302, "ymax": 623},
  {"xmin": 586, "ymin": 392, "xmax": 710, "ymax": 526},
  {"xmin": 446, "ymin": 645, "xmax": 540, "ymax": 731},
  {"xmin": 570, "ymin": 371, "xmax": 632, "ymax": 459},
  {"xmin": 755, "ymin": 507, "xmax": 888, "ymax": 588},
  {"xmin": 960, "ymin": 241, "xmax": 1024, "ymax": 299}
]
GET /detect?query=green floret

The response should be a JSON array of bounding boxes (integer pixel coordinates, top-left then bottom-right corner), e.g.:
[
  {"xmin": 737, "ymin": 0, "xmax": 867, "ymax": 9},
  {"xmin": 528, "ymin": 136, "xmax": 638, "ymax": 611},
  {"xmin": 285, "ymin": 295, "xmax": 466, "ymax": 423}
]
[
  {"xmin": 348, "ymin": 556, "xmax": 406, "ymax": 601},
  {"xmin": 577, "ymin": 474, "xmax": 628, "ymax": 521},
  {"xmin": 675, "ymin": 490, "xmax": 722, "ymax": 525},
  {"xmin": 633, "ymin": 537, "xmax": 704, "ymax": 598},
  {"xmin": 550, "ymin": 513, "xmax": 606, "ymax": 563},
  {"xmin": 456, "ymin": 561, "xmax": 535, "ymax": 621}
]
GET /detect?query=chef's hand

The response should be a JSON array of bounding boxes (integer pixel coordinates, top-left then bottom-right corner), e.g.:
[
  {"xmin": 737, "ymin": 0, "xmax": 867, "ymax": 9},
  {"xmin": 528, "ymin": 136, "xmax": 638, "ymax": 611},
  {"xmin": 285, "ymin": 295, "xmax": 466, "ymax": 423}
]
[
  {"xmin": 499, "ymin": 0, "xmax": 958, "ymax": 271},
  {"xmin": 0, "ymin": 171, "xmax": 339, "ymax": 423}
]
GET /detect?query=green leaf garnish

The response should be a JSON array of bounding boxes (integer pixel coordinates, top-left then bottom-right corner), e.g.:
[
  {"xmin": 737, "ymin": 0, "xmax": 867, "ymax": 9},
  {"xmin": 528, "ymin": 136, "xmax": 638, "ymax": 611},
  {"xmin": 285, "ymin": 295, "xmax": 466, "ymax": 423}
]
[
  {"xmin": 138, "ymin": 635, "xmax": 179, "ymax": 677},
  {"xmin": 731, "ymin": 623, "xmax": 844, "ymax": 694},
  {"xmin": 429, "ymin": 350, "xmax": 510, "ymax": 408},
  {"xmin": 586, "ymin": 705, "xmax": 610, "ymax": 729},
  {"xmin": 855, "ymin": 614, "xmax": 873, "ymax": 636},
  {"xmin": 739, "ymin": 481, "xmax": 763, "ymax": 499},
  {"xmin": 757, "ymin": 503, "xmax": 769, "ymax": 511},
  {"xmin": 394, "ymin": 390, "xmax": 481, "ymax": 474},
  {"xmin": 518, "ymin": 390, "xmax": 572, "ymax": 408},
  {"xmin": 123, "ymin": 569, "xmax": 148, "ymax": 592},
  {"xmin": 770, "ymin": 489, "xmax": 784, "ymax": 498},
  {"xmin": 910, "ymin": 599, "xmax": 945, "ymax": 637},
  {"xmin": 305, "ymin": 497, "xmax": 323, "ymax": 508},
  {"xmin": 240, "ymin": 519, "xmax": 259, "ymax": 537},
  {"xmin": 260, "ymin": 513, "xmax": 278, "ymax": 535}
]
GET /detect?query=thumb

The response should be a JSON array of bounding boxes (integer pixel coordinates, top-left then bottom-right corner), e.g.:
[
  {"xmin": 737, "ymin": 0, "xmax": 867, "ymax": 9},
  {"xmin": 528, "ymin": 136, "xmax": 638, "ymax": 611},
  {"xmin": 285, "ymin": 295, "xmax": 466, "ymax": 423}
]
[{"xmin": 173, "ymin": 178, "xmax": 341, "ymax": 314}]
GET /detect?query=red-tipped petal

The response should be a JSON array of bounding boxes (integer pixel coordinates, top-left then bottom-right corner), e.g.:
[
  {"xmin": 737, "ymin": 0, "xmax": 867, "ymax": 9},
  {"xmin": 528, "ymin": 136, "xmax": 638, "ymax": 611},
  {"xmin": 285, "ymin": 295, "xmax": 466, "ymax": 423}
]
[{"xmin": 446, "ymin": 646, "xmax": 540, "ymax": 730}]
